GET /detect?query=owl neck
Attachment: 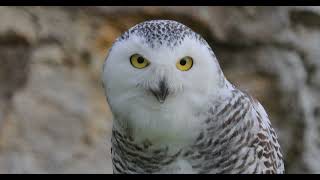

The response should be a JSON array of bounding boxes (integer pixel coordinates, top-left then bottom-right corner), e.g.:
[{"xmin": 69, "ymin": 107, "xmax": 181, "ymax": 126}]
[{"xmin": 112, "ymin": 119, "xmax": 201, "ymax": 154}]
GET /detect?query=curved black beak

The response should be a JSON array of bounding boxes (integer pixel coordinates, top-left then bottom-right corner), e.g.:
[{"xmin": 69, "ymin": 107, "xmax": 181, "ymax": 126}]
[{"xmin": 150, "ymin": 79, "xmax": 169, "ymax": 103}]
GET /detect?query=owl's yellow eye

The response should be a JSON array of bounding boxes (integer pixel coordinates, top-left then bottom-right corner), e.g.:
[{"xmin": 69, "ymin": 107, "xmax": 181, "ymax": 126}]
[
  {"xmin": 130, "ymin": 54, "xmax": 150, "ymax": 69},
  {"xmin": 176, "ymin": 56, "xmax": 193, "ymax": 71}
]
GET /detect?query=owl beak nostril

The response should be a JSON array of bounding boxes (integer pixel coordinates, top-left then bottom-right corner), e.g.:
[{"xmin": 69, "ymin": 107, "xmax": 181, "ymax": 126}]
[{"xmin": 150, "ymin": 79, "xmax": 169, "ymax": 104}]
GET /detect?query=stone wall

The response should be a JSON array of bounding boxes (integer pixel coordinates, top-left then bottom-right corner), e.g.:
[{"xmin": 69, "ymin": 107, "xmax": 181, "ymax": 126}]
[{"xmin": 0, "ymin": 6, "xmax": 319, "ymax": 173}]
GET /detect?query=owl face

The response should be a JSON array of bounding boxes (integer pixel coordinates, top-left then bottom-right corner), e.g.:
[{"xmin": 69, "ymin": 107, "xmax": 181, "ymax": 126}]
[{"xmin": 102, "ymin": 20, "xmax": 224, "ymax": 143}]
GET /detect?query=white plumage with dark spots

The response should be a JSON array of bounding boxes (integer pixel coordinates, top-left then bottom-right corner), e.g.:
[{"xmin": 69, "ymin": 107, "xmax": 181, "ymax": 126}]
[{"xmin": 102, "ymin": 20, "xmax": 285, "ymax": 174}]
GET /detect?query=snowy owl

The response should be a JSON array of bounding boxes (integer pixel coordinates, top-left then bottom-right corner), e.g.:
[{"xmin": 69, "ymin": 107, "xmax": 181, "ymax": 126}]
[{"xmin": 102, "ymin": 20, "xmax": 284, "ymax": 174}]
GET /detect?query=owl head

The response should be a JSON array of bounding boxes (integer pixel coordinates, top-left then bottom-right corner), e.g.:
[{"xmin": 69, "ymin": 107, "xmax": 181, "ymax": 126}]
[{"xmin": 102, "ymin": 20, "xmax": 226, "ymax": 142}]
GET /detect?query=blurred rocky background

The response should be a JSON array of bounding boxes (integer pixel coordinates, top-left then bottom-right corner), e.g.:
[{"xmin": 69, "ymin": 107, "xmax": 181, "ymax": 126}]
[{"xmin": 0, "ymin": 6, "xmax": 319, "ymax": 173}]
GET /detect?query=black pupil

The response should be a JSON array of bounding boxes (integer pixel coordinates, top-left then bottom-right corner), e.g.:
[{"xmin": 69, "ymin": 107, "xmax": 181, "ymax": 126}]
[
  {"xmin": 180, "ymin": 59, "xmax": 187, "ymax": 66},
  {"xmin": 137, "ymin": 57, "xmax": 144, "ymax": 64}
]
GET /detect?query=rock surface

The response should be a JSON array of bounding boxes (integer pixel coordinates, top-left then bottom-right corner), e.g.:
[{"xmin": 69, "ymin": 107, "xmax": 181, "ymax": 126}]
[{"xmin": 0, "ymin": 6, "xmax": 319, "ymax": 173}]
